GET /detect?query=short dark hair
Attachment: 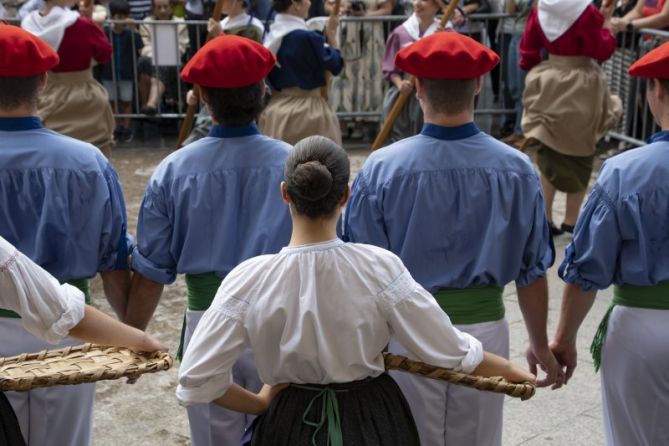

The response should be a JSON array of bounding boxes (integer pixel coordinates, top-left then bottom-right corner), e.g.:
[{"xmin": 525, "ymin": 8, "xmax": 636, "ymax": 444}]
[
  {"xmin": 109, "ymin": 0, "xmax": 131, "ymax": 16},
  {"xmin": 272, "ymin": 0, "xmax": 302, "ymax": 13},
  {"xmin": 648, "ymin": 77, "xmax": 669, "ymax": 93},
  {"xmin": 201, "ymin": 81, "xmax": 265, "ymax": 127},
  {"xmin": 0, "ymin": 76, "xmax": 41, "ymax": 110},
  {"xmin": 420, "ymin": 78, "xmax": 477, "ymax": 115},
  {"xmin": 284, "ymin": 136, "xmax": 350, "ymax": 219}
]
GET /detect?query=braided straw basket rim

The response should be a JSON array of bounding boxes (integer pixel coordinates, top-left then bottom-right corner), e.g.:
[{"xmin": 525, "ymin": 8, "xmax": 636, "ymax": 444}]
[
  {"xmin": 0, "ymin": 343, "xmax": 173, "ymax": 392},
  {"xmin": 384, "ymin": 353, "xmax": 536, "ymax": 400}
]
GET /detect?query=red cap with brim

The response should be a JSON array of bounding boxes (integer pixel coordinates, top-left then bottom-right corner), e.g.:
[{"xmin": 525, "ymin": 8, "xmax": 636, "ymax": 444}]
[
  {"xmin": 395, "ymin": 31, "xmax": 499, "ymax": 80},
  {"xmin": 0, "ymin": 24, "xmax": 59, "ymax": 77},
  {"xmin": 181, "ymin": 34, "xmax": 276, "ymax": 88},
  {"xmin": 629, "ymin": 41, "xmax": 669, "ymax": 79}
]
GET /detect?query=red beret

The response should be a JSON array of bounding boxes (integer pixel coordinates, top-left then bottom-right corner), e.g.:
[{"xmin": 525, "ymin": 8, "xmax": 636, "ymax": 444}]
[
  {"xmin": 395, "ymin": 31, "xmax": 499, "ymax": 80},
  {"xmin": 0, "ymin": 24, "xmax": 59, "ymax": 77},
  {"xmin": 629, "ymin": 41, "xmax": 669, "ymax": 79},
  {"xmin": 181, "ymin": 34, "xmax": 276, "ymax": 89}
]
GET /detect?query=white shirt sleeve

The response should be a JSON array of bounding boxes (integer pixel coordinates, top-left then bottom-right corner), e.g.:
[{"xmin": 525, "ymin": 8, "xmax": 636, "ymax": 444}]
[
  {"xmin": 0, "ymin": 237, "xmax": 85, "ymax": 344},
  {"xmin": 176, "ymin": 291, "xmax": 248, "ymax": 406},
  {"xmin": 378, "ymin": 268, "xmax": 484, "ymax": 374}
]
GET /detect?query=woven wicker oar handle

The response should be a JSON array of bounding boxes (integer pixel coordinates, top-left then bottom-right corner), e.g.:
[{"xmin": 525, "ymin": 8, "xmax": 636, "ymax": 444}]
[
  {"xmin": 0, "ymin": 344, "xmax": 173, "ymax": 392},
  {"xmin": 384, "ymin": 353, "xmax": 536, "ymax": 400}
]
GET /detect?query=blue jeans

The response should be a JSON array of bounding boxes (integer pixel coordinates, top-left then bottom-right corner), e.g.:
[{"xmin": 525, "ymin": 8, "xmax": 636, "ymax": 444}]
[{"xmin": 506, "ymin": 32, "xmax": 527, "ymax": 135}]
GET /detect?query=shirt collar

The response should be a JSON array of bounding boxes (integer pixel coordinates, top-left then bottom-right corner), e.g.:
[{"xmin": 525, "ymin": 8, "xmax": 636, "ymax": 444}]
[
  {"xmin": 208, "ymin": 123, "xmax": 261, "ymax": 138},
  {"xmin": 420, "ymin": 122, "xmax": 481, "ymax": 141},
  {"xmin": 0, "ymin": 117, "xmax": 43, "ymax": 131},
  {"xmin": 647, "ymin": 130, "xmax": 669, "ymax": 144}
]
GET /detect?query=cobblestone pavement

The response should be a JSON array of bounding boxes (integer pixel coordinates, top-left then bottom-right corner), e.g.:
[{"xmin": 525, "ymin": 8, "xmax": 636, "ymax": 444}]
[{"xmin": 91, "ymin": 137, "xmax": 610, "ymax": 446}]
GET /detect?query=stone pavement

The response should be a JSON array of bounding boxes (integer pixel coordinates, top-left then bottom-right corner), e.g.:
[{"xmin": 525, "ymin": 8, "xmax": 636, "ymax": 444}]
[{"xmin": 90, "ymin": 143, "xmax": 610, "ymax": 445}]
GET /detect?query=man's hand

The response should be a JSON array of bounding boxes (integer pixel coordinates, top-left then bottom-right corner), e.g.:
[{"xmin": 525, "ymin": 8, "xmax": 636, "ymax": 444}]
[
  {"xmin": 550, "ymin": 339, "xmax": 578, "ymax": 384},
  {"xmin": 526, "ymin": 343, "xmax": 565, "ymax": 389}
]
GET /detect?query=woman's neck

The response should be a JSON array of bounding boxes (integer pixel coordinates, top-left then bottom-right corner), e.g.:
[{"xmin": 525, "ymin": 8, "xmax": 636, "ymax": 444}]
[
  {"xmin": 418, "ymin": 15, "xmax": 435, "ymax": 33},
  {"xmin": 288, "ymin": 214, "xmax": 339, "ymax": 247},
  {"xmin": 227, "ymin": 7, "xmax": 246, "ymax": 19}
]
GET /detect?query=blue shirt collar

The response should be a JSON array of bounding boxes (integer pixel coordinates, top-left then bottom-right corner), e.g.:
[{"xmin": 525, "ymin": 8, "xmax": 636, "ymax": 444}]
[
  {"xmin": 0, "ymin": 117, "xmax": 43, "ymax": 131},
  {"xmin": 208, "ymin": 123, "xmax": 261, "ymax": 138},
  {"xmin": 647, "ymin": 130, "xmax": 669, "ymax": 144},
  {"xmin": 420, "ymin": 122, "xmax": 481, "ymax": 141}
]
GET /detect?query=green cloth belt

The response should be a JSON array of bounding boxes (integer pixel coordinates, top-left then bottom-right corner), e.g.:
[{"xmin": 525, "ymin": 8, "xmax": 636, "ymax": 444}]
[
  {"xmin": 176, "ymin": 272, "xmax": 223, "ymax": 360},
  {"xmin": 433, "ymin": 286, "xmax": 505, "ymax": 325},
  {"xmin": 293, "ymin": 384, "xmax": 348, "ymax": 446},
  {"xmin": 0, "ymin": 278, "xmax": 90, "ymax": 319},
  {"xmin": 591, "ymin": 280, "xmax": 669, "ymax": 371}
]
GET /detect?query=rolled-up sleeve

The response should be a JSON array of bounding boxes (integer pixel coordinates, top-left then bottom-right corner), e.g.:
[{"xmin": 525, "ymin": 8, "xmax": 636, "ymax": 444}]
[
  {"xmin": 343, "ymin": 171, "xmax": 390, "ymax": 249},
  {"xmin": 559, "ymin": 186, "xmax": 621, "ymax": 291},
  {"xmin": 379, "ymin": 267, "xmax": 484, "ymax": 374},
  {"xmin": 176, "ymin": 293, "xmax": 248, "ymax": 406},
  {"xmin": 0, "ymin": 238, "xmax": 85, "ymax": 344},
  {"xmin": 515, "ymin": 182, "xmax": 555, "ymax": 287},
  {"xmin": 98, "ymin": 164, "xmax": 132, "ymax": 272},
  {"xmin": 132, "ymin": 185, "xmax": 177, "ymax": 284}
]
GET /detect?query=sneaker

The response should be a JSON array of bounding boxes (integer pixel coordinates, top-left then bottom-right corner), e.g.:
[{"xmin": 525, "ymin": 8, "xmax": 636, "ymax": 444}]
[{"xmin": 117, "ymin": 126, "xmax": 133, "ymax": 143}]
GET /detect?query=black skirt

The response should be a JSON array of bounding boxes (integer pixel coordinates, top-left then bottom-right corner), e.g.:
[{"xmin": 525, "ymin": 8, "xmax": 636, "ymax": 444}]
[
  {"xmin": 250, "ymin": 373, "xmax": 419, "ymax": 446},
  {"xmin": 0, "ymin": 392, "xmax": 25, "ymax": 446}
]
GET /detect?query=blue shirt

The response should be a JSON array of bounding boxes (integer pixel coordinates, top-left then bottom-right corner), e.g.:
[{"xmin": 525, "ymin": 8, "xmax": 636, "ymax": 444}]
[
  {"xmin": 0, "ymin": 117, "xmax": 131, "ymax": 282},
  {"xmin": 132, "ymin": 124, "xmax": 293, "ymax": 284},
  {"xmin": 344, "ymin": 123, "xmax": 554, "ymax": 293},
  {"xmin": 559, "ymin": 131, "xmax": 669, "ymax": 290},
  {"xmin": 267, "ymin": 30, "xmax": 344, "ymax": 91}
]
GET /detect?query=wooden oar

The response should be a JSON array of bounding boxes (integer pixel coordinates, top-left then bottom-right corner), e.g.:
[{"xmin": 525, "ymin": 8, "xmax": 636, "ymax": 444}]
[
  {"xmin": 320, "ymin": 0, "xmax": 343, "ymax": 99},
  {"xmin": 370, "ymin": 0, "xmax": 460, "ymax": 150},
  {"xmin": 175, "ymin": 0, "xmax": 226, "ymax": 149}
]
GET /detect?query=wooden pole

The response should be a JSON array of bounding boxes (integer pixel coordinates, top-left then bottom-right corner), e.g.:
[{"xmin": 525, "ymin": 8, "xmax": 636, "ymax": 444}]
[
  {"xmin": 370, "ymin": 0, "xmax": 460, "ymax": 151},
  {"xmin": 320, "ymin": 0, "xmax": 343, "ymax": 98},
  {"xmin": 175, "ymin": 0, "xmax": 227, "ymax": 149}
]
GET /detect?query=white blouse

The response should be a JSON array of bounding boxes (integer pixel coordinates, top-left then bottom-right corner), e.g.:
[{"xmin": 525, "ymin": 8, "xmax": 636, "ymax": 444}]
[
  {"xmin": 0, "ymin": 236, "xmax": 85, "ymax": 344},
  {"xmin": 177, "ymin": 239, "xmax": 483, "ymax": 406}
]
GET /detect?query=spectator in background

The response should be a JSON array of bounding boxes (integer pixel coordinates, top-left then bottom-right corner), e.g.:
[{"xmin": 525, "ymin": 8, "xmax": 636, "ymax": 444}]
[
  {"xmin": 138, "ymin": 0, "xmax": 189, "ymax": 115},
  {"xmin": 379, "ymin": 0, "xmax": 448, "ymax": 143},
  {"xmin": 500, "ymin": 0, "xmax": 532, "ymax": 147},
  {"xmin": 21, "ymin": 0, "xmax": 115, "ymax": 156},
  {"xmin": 16, "ymin": 0, "xmax": 45, "ymax": 21},
  {"xmin": 610, "ymin": 0, "xmax": 668, "ymax": 32},
  {"xmin": 101, "ymin": 0, "xmax": 144, "ymax": 142},
  {"xmin": 128, "ymin": 0, "xmax": 152, "ymax": 18}
]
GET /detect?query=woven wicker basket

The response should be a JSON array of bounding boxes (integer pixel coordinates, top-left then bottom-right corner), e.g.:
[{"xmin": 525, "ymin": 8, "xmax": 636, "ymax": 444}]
[{"xmin": 0, "ymin": 344, "xmax": 173, "ymax": 392}]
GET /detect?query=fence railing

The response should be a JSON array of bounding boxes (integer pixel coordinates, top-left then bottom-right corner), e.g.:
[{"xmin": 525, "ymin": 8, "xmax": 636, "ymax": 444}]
[{"xmin": 5, "ymin": 14, "xmax": 667, "ymax": 147}]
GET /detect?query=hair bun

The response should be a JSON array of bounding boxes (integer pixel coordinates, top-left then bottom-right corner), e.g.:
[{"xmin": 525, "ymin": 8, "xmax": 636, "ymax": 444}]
[{"xmin": 291, "ymin": 160, "xmax": 333, "ymax": 201}]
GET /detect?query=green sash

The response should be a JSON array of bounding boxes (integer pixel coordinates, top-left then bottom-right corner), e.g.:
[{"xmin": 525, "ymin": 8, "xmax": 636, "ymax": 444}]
[
  {"xmin": 433, "ymin": 286, "xmax": 505, "ymax": 325},
  {"xmin": 0, "ymin": 278, "xmax": 91, "ymax": 319},
  {"xmin": 176, "ymin": 272, "xmax": 223, "ymax": 360},
  {"xmin": 591, "ymin": 280, "xmax": 669, "ymax": 371}
]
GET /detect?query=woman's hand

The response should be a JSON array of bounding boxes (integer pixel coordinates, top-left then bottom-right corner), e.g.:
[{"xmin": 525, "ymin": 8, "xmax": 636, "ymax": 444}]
[
  {"xmin": 207, "ymin": 18, "xmax": 223, "ymax": 36},
  {"xmin": 398, "ymin": 79, "xmax": 414, "ymax": 96},
  {"xmin": 255, "ymin": 383, "xmax": 289, "ymax": 412},
  {"xmin": 186, "ymin": 89, "xmax": 199, "ymax": 106},
  {"xmin": 326, "ymin": 14, "xmax": 340, "ymax": 47}
]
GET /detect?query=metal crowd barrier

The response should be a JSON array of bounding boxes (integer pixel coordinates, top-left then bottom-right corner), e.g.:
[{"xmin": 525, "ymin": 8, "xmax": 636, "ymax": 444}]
[{"xmin": 2, "ymin": 14, "xmax": 665, "ymax": 147}]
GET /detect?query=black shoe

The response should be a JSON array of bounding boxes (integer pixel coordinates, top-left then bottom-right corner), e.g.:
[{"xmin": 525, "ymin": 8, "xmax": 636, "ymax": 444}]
[
  {"xmin": 560, "ymin": 223, "xmax": 575, "ymax": 234},
  {"xmin": 550, "ymin": 222, "xmax": 564, "ymax": 236},
  {"xmin": 141, "ymin": 105, "xmax": 157, "ymax": 116}
]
